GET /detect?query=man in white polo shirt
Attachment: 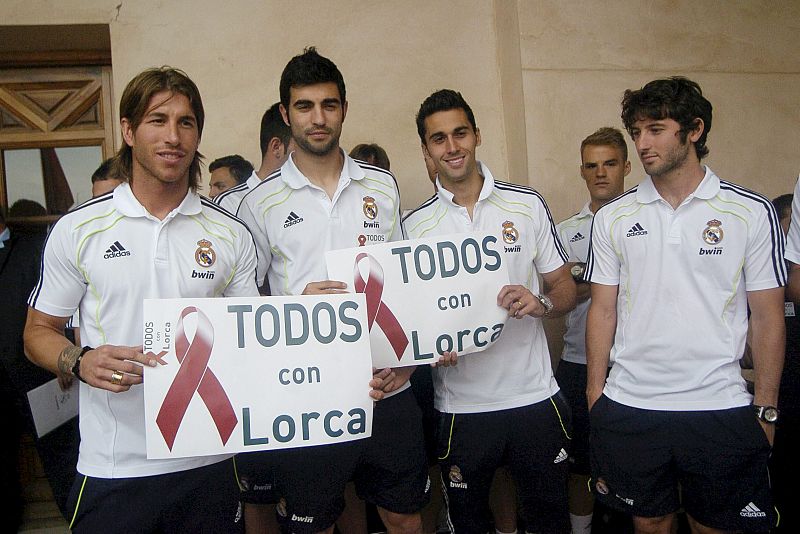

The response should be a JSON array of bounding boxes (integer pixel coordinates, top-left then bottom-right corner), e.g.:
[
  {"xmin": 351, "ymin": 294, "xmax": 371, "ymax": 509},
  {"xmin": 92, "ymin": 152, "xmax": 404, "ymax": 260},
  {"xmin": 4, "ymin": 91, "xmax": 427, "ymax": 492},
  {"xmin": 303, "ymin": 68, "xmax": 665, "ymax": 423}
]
[
  {"xmin": 24, "ymin": 66, "xmax": 259, "ymax": 533},
  {"xmin": 214, "ymin": 102, "xmax": 293, "ymax": 215},
  {"xmin": 784, "ymin": 176, "xmax": 800, "ymax": 304},
  {"xmin": 586, "ymin": 77, "xmax": 785, "ymax": 534},
  {"xmin": 237, "ymin": 47, "xmax": 429, "ymax": 534},
  {"xmin": 404, "ymin": 89, "xmax": 576, "ymax": 534},
  {"xmin": 556, "ymin": 127, "xmax": 629, "ymax": 534}
]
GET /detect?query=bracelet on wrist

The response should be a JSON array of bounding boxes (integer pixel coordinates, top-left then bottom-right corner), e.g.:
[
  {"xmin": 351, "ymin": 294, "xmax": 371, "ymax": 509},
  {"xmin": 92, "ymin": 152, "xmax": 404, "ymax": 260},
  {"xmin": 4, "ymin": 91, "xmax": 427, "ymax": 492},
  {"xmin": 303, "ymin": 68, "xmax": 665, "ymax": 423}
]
[{"xmin": 70, "ymin": 346, "xmax": 93, "ymax": 383}]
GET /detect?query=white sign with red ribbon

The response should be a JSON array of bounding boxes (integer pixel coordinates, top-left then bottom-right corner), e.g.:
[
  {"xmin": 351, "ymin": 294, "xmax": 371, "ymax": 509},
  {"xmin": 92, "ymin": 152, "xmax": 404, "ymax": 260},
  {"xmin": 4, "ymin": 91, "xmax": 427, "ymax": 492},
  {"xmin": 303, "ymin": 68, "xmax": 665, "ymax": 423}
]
[
  {"xmin": 143, "ymin": 294, "xmax": 373, "ymax": 459},
  {"xmin": 325, "ymin": 233, "xmax": 510, "ymax": 369}
]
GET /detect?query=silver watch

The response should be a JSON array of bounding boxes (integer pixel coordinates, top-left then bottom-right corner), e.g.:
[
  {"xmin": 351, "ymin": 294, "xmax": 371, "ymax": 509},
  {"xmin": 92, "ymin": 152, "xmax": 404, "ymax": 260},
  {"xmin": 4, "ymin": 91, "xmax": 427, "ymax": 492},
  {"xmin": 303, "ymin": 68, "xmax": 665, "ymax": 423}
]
[
  {"xmin": 536, "ymin": 294, "xmax": 554, "ymax": 316},
  {"xmin": 753, "ymin": 404, "xmax": 779, "ymax": 424}
]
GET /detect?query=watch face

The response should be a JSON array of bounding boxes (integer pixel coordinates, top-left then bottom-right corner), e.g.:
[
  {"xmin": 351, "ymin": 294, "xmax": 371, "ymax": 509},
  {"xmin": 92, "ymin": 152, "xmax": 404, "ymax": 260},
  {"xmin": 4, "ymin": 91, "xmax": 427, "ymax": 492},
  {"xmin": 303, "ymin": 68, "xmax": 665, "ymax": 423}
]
[{"xmin": 765, "ymin": 407, "xmax": 779, "ymax": 422}]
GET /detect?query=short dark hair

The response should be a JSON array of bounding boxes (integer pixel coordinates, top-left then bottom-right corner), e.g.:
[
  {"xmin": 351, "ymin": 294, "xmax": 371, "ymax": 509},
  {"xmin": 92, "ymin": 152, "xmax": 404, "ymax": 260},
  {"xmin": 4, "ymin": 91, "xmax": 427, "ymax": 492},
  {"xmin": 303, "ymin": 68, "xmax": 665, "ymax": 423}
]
[
  {"xmin": 279, "ymin": 47, "xmax": 346, "ymax": 110},
  {"xmin": 9, "ymin": 199, "xmax": 47, "ymax": 218},
  {"xmin": 416, "ymin": 89, "xmax": 477, "ymax": 144},
  {"xmin": 773, "ymin": 193, "xmax": 793, "ymax": 221},
  {"xmin": 260, "ymin": 102, "xmax": 291, "ymax": 159},
  {"xmin": 91, "ymin": 158, "xmax": 118, "ymax": 183},
  {"xmin": 112, "ymin": 66, "xmax": 205, "ymax": 191},
  {"xmin": 209, "ymin": 155, "xmax": 254, "ymax": 184},
  {"xmin": 621, "ymin": 77, "xmax": 712, "ymax": 160},
  {"xmin": 349, "ymin": 143, "xmax": 391, "ymax": 171},
  {"xmin": 581, "ymin": 127, "xmax": 628, "ymax": 163}
]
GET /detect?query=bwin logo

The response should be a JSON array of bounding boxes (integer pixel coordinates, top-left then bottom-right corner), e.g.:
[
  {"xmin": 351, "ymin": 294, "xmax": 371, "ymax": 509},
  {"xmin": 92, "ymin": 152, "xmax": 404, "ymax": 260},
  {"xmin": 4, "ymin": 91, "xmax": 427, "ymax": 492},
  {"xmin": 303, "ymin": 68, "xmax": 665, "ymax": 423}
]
[
  {"xmin": 291, "ymin": 514, "xmax": 314, "ymax": 523},
  {"xmin": 191, "ymin": 269, "xmax": 215, "ymax": 280},
  {"xmin": 626, "ymin": 223, "xmax": 648, "ymax": 237},
  {"xmin": 104, "ymin": 241, "xmax": 131, "ymax": 259}
]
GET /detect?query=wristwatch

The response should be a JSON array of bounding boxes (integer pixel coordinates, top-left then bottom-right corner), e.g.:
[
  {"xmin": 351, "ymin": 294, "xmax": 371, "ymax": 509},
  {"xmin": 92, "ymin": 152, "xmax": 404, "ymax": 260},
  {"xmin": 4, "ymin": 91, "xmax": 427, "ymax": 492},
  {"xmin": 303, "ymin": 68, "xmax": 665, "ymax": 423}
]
[
  {"xmin": 570, "ymin": 263, "xmax": 586, "ymax": 282},
  {"xmin": 753, "ymin": 404, "xmax": 779, "ymax": 424},
  {"xmin": 71, "ymin": 346, "xmax": 93, "ymax": 383},
  {"xmin": 536, "ymin": 294, "xmax": 554, "ymax": 317}
]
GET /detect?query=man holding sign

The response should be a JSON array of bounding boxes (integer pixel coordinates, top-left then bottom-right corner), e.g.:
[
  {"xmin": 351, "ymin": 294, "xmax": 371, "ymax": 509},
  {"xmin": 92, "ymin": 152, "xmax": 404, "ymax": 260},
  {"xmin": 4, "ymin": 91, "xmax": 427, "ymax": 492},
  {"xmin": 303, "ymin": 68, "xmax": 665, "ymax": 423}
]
[
  {"xmin": 404, "ymin": 89, "xmax": 576, "ymax": 534},
  {"xmin": 237, "ymin": 48, "xmax": 429, "ymax": 533},
  {"xmin": 24, "ymin": 67, "xmax": 259, "ymax": 532}
]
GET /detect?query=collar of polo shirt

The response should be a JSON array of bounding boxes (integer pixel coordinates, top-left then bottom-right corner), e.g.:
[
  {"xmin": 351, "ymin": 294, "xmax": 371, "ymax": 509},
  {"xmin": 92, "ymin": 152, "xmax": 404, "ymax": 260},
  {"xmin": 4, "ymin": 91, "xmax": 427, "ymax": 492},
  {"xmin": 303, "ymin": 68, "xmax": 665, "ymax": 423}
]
[
  {"xmin": 281, "ymin": 149, "xmax": 367, "ymax": 190},
  {"xmin": 636, "ymin": 166, "xmax": 719, "ymax": 205},
  {"xmin": 113, "ymin": 182, "xmax": 202, "ymax": 218},
  {"xmin": 435, "ymin": 160, "xmax": 495, "ymax": 207}
]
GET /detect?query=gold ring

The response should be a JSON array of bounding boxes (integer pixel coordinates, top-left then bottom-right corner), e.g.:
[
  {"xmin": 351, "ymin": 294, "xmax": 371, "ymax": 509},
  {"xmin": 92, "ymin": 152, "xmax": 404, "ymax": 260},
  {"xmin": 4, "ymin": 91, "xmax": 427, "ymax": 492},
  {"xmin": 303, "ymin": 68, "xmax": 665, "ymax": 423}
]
[{"xmin": 111, "ymin": 370, "xmax": 124, "ymax": 385}]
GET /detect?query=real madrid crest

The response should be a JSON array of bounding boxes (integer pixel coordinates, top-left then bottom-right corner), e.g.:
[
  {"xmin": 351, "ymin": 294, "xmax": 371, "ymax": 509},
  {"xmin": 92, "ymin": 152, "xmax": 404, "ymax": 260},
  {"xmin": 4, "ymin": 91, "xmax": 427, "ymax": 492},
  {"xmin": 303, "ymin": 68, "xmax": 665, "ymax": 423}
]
[
  {"xmin": 502, "ymin": 220, "xmax": 519, "ymax": 244},
  {"xmin": 276, "ymin": 498, "xmax": 287, "ymax": 518},
  {"xmin": 195, "ymin": 239, "xmax": 216, "ymax": 268},
  {"xmin": 449, "ymin": 465, "xmax": 463, "ymax": 483},
  {"xmin": 702, "ymin": 219, "xmax": 723, "ymax": 245},
  {"xmin": 362, "ymin": 196, "xmax": 378, "ymax": 220}
]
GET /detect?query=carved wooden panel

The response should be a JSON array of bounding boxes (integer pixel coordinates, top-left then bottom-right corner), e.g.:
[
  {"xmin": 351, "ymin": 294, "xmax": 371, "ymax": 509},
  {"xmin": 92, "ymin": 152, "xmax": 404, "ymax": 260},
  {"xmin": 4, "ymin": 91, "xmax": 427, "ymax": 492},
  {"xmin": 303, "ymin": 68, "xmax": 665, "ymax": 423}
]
[{"xmin": 0, "ymin": 67, "xmax": 115, "ymax": 215}]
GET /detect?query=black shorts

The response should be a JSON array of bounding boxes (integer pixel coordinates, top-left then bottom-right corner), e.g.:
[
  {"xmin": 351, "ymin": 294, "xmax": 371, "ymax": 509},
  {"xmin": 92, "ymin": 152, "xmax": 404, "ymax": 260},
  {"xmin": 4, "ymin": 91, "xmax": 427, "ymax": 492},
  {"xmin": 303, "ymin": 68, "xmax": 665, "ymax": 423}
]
[
  {"xmin": 410, "ymin": 364, "xmax": 438, "ymax": 465},
  {"xmin": 275, "ymin": 388, "xmax": 430, "ymax": 533},
  {"xmin": 437, "ymin": 396, "xmax": 571, "ymax": 534},
  {"xmin": 555, "ymin": 360, "xmax": 590, "ymax": 475},
  {"xmin": 67, "ymin": 459, "xmax": 242, "ymax": 533},
  {"xmin": 233, "ymin": 451, "xmax": 279, "ymax": 504},
  {"xmin": 590, "ymin": 395, "xmax": 776, "ymax": 532}
]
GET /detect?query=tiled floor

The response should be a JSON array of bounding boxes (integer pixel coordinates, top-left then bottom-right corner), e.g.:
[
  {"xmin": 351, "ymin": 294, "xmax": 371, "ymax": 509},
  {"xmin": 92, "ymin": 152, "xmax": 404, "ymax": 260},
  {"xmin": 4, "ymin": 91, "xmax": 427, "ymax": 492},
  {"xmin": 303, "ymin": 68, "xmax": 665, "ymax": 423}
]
[{"xmin": 18, "ymin": 435, "xmax": 69, "ymax": 533}]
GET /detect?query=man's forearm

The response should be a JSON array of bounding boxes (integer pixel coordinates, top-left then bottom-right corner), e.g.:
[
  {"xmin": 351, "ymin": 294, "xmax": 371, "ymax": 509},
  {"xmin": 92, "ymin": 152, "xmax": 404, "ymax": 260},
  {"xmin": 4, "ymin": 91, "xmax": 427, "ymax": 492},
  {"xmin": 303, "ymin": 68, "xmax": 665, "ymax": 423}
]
[
  {"xmin": 749, "ymin": 289, "xmax": 786, "ymax": 406},
  {"xmin": 585, "ymin": 285, "xmax": 618, "ymax": 408},
  {"xmin": 543, "ymin": 265, "xmax": 577, "ymax": 317},
  {"xmin": 24, "ymin": 308, "xmax": 73, "ymax": 376}
]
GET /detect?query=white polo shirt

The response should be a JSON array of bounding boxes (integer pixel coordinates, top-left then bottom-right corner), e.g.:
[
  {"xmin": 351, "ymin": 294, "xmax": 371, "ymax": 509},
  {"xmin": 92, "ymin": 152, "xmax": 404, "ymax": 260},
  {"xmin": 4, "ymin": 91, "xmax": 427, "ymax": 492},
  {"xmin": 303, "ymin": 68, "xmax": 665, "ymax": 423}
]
[
  {"xmin": 237, "ymin": 151, "xmax": 403, "ymax": 295},
  {"xmin": 236, "ymin": 151, "xmax": 408, "ymax": 395},
  {"xmin": 29, "ymin": 183, "xmax": 258, "ymax": 478},
  {"xmin": 557, "ymin": 203, "xmax": 593, "ymax": 365},
  {"xmin": 586, "ymin": 167, "xmax": 786, "ymax": 411},
  {"xmin": 214, "ymin": 170, "xmax": 265, "ymax": 214},
  {"xmin": 784, "ymin": 175, "xmax": 800, "ymax": 264},
  {"xmin": 402, "ymin": 162, "xmax": 566, "ymax": 413}
]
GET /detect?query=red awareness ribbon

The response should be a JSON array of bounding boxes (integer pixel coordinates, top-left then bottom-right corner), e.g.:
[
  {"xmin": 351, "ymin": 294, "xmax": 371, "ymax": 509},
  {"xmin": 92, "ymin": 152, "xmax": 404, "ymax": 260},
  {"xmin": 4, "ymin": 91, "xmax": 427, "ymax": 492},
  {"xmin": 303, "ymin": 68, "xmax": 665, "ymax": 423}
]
[
  {"xmin": 353, "ymin": 252, "xmax": 409, "ymax": 360},
  {"xmin": 156, "ymin": 306, "xmax": 238, "ymax": 451}
]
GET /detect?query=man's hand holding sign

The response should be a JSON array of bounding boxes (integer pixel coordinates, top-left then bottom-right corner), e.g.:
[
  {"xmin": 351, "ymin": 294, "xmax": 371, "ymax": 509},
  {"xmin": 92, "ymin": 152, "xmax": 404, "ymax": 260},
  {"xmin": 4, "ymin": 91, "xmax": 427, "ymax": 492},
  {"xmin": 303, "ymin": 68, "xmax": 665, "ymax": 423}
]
[{"xmin": 298, "ymin": 278, "xmax": 426, "ymax": 397}]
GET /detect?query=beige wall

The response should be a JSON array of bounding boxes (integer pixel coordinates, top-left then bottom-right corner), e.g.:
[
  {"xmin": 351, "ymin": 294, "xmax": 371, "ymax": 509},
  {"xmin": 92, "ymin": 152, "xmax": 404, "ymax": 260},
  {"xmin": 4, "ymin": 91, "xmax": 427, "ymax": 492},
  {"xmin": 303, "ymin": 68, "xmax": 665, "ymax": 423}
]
[
  {"xmin": 2, "ymin": 0, "xmax": 797, "ymax": 216},
  {"xmin": 518, "ymin": 0, "xmax": 800, "ymax": 221}
]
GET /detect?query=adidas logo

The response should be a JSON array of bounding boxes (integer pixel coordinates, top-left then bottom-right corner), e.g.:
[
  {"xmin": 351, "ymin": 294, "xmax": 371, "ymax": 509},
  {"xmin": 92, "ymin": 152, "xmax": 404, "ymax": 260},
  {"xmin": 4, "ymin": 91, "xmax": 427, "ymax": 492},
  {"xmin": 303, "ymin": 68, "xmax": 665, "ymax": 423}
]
[
  {"xmin": 283, "ymin": 211, "xmax": 304, "ymax": 228},
  {"xmin": 626, "ymin": 223, "xmax": 648, "ymax": 237},
  {"xmin": 569, "ymin": 232, "xmax": 585, "ymax": 242},
  {"xmin": 103, "ymin": 241, "xmax": 131, "ymax": 259},
  {"xmin": 740, "ymin": 502, "xmax": 766, "ymax": 518},
  {"xmin": 553, "ymin": 448, "xmax": 568, "ymax": 464}
]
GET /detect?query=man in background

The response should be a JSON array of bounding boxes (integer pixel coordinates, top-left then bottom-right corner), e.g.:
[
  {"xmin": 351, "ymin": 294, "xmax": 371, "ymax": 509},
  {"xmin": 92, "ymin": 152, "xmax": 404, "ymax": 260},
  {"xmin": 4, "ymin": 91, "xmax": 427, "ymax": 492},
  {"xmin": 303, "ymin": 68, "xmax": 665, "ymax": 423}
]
[
  {"xmin": 91, "ymin": 158, "xmax": 124, "ymax": 198},
  {"xmin": 214, "ymin": 103, "xmax": 293, "ymax": 214},
  {"xmin": 350, "ymin": 143, "xmax": 390, "ymax": 171},
  {"xmin": 208, "ymin": 154, "xmax": 254, "ymax": 199},
  {"xmin": 556, "ymin": 127, "xmax": 629, "ymax": 534}
]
